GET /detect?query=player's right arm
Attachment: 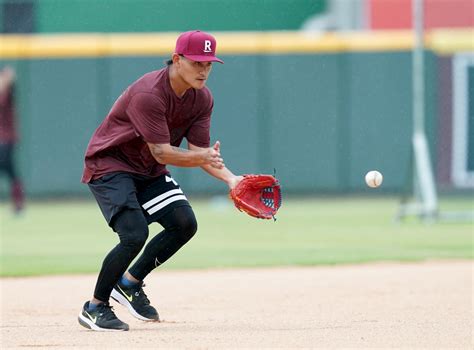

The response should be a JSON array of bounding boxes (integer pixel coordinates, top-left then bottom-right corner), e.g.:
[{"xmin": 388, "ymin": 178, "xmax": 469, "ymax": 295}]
[
  {"xmin": 0, "ymin": 67, "xmax": 15, "ymax": 94},
  {"xmin": 147, "ymin": 142, "xmax": 224, "ymax": 169}
]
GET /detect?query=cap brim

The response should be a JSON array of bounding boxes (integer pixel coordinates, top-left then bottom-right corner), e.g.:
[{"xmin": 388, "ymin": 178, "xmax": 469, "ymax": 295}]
[{"xmin": 183, "ymin": 54, "xmax": 224, "ymax": 64}]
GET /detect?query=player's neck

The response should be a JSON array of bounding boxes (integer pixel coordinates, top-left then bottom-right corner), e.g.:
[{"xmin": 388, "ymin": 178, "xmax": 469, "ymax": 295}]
[{"xmin": 169, "ymin": 65, "xmax": 190, "ymax": 98}]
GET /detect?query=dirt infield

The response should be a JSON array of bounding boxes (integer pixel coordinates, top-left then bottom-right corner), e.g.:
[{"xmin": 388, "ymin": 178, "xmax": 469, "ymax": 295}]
[{"xmin": 1, "ymin": 261, "xmax": 472, "ymax": 349}]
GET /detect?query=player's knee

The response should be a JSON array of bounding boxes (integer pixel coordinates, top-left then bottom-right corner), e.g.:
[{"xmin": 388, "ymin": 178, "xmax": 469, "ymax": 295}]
[
  {"xmin": 176, "ymin": 212, "xmax": 198, "ymax": 243},
  {"xmin": 113, "ymin": 209, "xmax": 149, "ymax": 251},
  {"xmin": 123, "ymin": 228, "xmax": 148, "ymax": 253}
]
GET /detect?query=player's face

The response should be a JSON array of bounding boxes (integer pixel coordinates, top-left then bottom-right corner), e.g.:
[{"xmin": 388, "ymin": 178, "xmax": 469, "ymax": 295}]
[{"xmin": 177, "ymin": 56, "xmax": 213, "ymax": 89}]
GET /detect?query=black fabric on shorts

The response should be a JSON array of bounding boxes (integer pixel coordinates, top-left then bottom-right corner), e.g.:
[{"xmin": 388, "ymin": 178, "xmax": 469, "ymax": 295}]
[
  {"xmin": 88, "ymin": 172, "xmax": 190, "ymax": 228},
  {"xmin": 0, "ymin": 143, "xmax": 16, "ymax": 179}
]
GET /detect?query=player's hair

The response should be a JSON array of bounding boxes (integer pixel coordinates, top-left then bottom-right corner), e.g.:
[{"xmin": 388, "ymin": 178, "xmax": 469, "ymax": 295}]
[{"xmin": 165, "ymin": 54, "xmax": 185, "ymax": 66}]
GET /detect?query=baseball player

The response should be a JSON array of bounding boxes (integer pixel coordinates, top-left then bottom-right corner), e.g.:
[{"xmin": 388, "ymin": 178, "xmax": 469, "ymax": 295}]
[
  {"xmin": 0, "ymin": 66, "xmax": 25, "ymax": 214},
  {"xmin": 78, "ymin": 30, "xmax": 243, "ymax": 331}
]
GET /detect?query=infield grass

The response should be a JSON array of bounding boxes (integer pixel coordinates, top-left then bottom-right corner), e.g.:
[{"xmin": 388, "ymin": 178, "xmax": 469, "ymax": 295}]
[{"xmin": 1, "ymin": 196, "xmax": 472, "ymax": 276}]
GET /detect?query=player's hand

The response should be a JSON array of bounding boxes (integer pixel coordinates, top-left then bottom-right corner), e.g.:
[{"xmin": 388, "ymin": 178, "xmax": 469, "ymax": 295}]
[
  {"xmin": 204, "ymin": 141, "xmax": 224, "ymax": 169},
  {"xmin": 213, "ymin": 140, "xmax": 220, "ymax": 153}
]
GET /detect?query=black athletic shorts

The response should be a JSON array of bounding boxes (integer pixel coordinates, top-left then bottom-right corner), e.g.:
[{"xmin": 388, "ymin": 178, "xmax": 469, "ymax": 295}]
[{"xmin": 88, "ymin": 172, "xmax": 191, "ymax": 228}]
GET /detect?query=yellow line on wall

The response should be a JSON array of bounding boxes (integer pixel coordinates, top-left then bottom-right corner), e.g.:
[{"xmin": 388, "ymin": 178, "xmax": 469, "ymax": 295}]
[
  {"xmin": 0, "ymin": 30, "xmax": 472, "ymax": 59},
  {"xmin": 428, "ymin": 29, "xmax": 474, "ymax": 55}
]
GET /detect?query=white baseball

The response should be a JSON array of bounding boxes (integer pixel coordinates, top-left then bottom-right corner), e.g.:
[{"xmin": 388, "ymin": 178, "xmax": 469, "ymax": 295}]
[{"xmin": 365, "ymin": 170, "xmax": 383, "ymax": 188}]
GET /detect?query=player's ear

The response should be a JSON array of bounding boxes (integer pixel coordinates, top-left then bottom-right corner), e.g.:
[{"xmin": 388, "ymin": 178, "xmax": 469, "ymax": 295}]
[{"xmin": 172, "ymin": 53, "xmax": 181, "ymax": 66}]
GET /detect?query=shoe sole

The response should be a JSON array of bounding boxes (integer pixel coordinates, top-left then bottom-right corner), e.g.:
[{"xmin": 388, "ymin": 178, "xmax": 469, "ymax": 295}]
[
  {"xmin": 111, "ymin": 288, "xmax": 158, "ymax": 322},
  {"xmin": 78, "ymin": 313, "xmax": 128, "ymax": 332}
]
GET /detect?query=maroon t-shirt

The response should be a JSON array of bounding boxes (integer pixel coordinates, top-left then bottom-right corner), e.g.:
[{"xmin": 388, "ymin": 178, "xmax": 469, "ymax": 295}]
[
  {"xmin": 0, "ymin": 84, "xmax": 17, "ymax": 144},
  {"xmin": 82, "ymin": 67, "xmax": 213, "ymax": 183}
]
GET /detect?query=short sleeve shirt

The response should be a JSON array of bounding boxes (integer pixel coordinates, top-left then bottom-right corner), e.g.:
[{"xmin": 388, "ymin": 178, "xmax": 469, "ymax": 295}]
[{"xmin": 81, "ymin": 67, "xmax": 213, "ymax": 183}]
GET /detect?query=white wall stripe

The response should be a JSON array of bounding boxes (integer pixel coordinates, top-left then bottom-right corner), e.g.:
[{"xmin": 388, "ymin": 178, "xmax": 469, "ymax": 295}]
[
  {"xmin": 142, "ymin": 188, "xmax": 183, "ymax": 210},
  {"xmin": 147, "ymin": 195, "xmax": 188, "ymax": 215}
]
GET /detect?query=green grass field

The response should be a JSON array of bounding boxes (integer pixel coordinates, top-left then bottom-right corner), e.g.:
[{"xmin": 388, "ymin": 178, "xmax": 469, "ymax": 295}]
[{"xmin": 1, "ymin": 197, "xmax": 472, "ymax": 277}]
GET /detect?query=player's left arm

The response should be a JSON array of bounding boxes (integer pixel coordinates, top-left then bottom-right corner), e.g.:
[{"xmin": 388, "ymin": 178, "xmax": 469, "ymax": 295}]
[{"xmin": 188, "ymin": 141, "xmax": 242, "ymax": 189}]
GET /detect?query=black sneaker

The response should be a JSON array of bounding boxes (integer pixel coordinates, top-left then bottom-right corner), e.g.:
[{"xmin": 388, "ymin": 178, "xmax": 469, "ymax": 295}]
[
  {"xmin": 111, "ymin": 281, "xmax": 160, "ymax": 322},
  {"xmin": 78, "ymin": 301, "xmax": 129, "ymax": 331}
]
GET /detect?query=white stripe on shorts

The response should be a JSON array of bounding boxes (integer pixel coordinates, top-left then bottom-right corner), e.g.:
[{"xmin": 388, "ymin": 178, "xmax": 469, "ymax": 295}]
[
  {"xmin": 146, "ymin": 195, "xmax": 188, "ymax": 215},
  {"xmin": 142, "ymin": 188, "xmax": 184, "ymax": 210}
]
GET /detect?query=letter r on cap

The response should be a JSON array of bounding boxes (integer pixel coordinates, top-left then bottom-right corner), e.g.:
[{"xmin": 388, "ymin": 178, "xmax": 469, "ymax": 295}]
[{"xmin": 204, "ymin": 40, "xmax": 212, "ymax": 52}]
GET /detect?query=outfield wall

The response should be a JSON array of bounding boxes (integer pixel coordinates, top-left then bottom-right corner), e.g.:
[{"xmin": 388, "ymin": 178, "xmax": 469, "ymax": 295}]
[{"xmin": 1, "ymin": 30, "xmax": 472, "ymax": 197}]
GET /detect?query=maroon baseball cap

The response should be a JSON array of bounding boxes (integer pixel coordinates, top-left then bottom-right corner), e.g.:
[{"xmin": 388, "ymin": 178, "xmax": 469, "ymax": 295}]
[{"xmin": 175, "ymin": 30, "xmax": 224, "ymax": 64}]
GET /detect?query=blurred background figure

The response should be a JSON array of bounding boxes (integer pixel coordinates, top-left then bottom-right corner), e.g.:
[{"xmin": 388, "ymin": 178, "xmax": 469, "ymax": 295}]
[{"xmin": 0, "ymin": 66, "xmax": 25, "ymax": 214}]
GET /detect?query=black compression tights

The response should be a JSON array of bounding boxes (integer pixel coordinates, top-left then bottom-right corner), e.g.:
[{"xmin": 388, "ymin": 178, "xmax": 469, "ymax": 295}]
[
  {"xmin": 0, "ymin": 144, "xmax": 17, "ymax": 180},
  {"xmin": 93, "ymin": 206, "xmax": 197, "ymax": 302}
]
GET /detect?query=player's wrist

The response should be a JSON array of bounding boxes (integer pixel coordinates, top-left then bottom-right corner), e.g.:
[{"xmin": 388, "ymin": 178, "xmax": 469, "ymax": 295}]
[{"xmin": 227, "ymin": 175, "xmax": 243, "ymax": 190}]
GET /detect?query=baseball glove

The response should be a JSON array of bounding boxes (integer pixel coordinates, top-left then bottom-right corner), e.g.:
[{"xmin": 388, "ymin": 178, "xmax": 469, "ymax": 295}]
[{"xmin": 229, "ymin": 174, "xmax": 282, "ymax": 220}]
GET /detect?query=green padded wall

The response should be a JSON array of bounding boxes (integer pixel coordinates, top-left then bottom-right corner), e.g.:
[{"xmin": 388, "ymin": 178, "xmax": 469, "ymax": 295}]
[
  {"xmin": 1, "ymin": 50, "xmax": 438, "ymax": 196},
  {"xmin": 347, "ymin": 52, "xmax": 413, "ymax": 191},
  {"xmin": 266, "ymin": 54, "xmax": 342, "ymax": 192},
  {"xmin": 25, "ymin": 59, "xmax": 102, "ymax": 195}
]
